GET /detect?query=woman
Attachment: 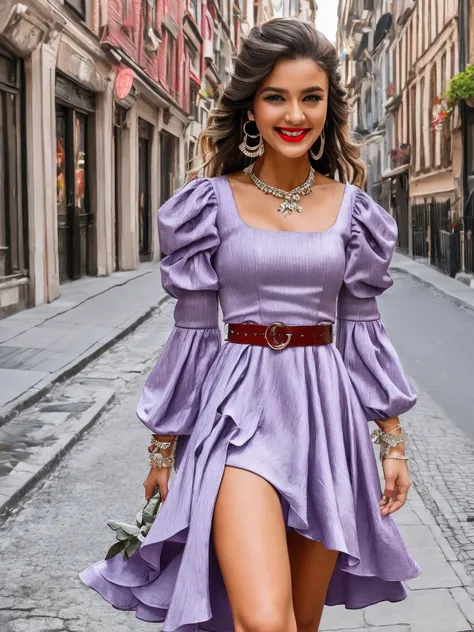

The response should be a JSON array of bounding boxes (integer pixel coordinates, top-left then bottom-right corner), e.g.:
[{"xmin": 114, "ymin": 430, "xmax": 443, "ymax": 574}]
[{"xmin": 80, "ymin": 18, "xmax": 421, "ymax": 632}]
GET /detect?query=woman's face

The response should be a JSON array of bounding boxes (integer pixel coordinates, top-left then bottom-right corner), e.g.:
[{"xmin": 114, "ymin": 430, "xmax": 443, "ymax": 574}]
[{"xmin": 251, "ymin": 57, "xmax": 329, "ymax": 159}]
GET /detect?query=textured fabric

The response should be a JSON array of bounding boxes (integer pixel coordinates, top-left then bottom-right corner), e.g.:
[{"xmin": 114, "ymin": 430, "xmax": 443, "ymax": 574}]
[
  {"xmin": 137, "ymin": 179, "xmax": 222, "ymax": 436},
  {"xmin": 80, "ymin": 176, "xmax": 421, "ymax": 630},
  {"xmin": 335, "ymin": 189, "xmax": 417, "ymax": 421}
]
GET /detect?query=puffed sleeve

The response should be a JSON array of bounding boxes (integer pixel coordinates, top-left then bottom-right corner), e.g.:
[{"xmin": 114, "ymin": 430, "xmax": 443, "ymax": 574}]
[
  {"xmin": 335, "ymin": 188, "xmax": 416, "ymax": 422},
  {"xmin": 136, "ymin": 178, "xmax": 221, "ymax": 436}
]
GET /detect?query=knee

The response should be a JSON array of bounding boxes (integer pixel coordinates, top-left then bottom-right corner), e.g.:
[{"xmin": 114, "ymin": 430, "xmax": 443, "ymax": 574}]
[{"xmin": 234, "ymin": 610, "xmax": 296, "ymax": 632}]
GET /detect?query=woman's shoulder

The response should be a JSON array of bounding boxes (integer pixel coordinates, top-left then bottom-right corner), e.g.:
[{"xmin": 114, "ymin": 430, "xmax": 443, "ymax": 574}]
[
  {"xmin": 159, "ymin": 176, "xmax": 218, "ymax": 216},
  {"xmin": 347, "ymin": 183, "xmax": 395, "ymax": 225},
  {"xmin": 345, "ymin": 184, "xmax": 398, "ymax": 250},
  {"xmin": 157, "ymin": 177, "xmax": 220, "ymax": 255}
]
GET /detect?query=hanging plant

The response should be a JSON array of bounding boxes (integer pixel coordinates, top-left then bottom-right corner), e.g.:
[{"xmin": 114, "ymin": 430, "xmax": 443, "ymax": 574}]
[
  {"xmin": 431, "ymin": 65, "xmax": 474, "ymax": 130},
  {"xmin": 444, "ymin": 64, "xmax": 474, "ymax": 107}
]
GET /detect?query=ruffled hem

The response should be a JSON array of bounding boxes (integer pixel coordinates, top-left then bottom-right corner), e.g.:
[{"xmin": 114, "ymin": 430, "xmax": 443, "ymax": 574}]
[{"xmin": 80, "ymin": 342, "xmax": 421, "ymax": 630}]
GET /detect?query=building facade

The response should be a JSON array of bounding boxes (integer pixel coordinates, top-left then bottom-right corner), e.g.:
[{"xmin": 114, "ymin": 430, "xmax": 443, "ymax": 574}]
[
  {"xmin": 0, "ymin": 0, "xmax": 241, "ymax": 319},
  {"xmin": 337, "ymin": 0, "xmax": 464, "ymax": 275}
]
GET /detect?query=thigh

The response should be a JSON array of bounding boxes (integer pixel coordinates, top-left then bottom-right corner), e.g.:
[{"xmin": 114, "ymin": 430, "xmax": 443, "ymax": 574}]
[
  {"xmin": 212, "ymin": 466, "xmax": 296, "ymax": 632},
  {"xmin": 287, "ymin": 530, "xmax": 339, "ymax": 632}
]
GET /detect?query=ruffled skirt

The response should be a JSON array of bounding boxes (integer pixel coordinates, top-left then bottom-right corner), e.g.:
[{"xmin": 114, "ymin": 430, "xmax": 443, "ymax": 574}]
[{"xmin": 79, "ymin": 341, "xmax": 421, "ymax": 631}]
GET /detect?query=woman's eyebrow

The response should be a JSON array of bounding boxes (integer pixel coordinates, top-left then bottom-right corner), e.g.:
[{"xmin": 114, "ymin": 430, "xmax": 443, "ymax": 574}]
[{"xmin": 260, "ymin": 86, "xmax": 325, "ymax": 95}]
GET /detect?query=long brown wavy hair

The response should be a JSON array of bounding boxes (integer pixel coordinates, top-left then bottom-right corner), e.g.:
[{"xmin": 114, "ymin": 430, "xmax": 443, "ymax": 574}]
[{"xmin": 186, "ymin": 17, "xmax": 366, "ymax": 188}]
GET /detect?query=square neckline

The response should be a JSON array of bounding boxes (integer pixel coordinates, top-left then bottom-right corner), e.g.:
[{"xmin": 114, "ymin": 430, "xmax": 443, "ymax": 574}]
[{"xmin": 222, "ymin": 174, "xmax": 350, "ymax": 236}]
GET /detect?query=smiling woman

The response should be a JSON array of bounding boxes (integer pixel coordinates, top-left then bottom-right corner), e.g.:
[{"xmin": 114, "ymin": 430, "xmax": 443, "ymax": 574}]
[{"xmin": 80, "ymin": 17, "xmax": 420, "ymax": 632}]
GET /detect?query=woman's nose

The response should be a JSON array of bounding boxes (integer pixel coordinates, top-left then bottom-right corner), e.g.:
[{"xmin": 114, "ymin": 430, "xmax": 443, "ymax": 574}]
[{"xmin": 285, "ymin": 102, "xmax": 305, "ymax": 125}]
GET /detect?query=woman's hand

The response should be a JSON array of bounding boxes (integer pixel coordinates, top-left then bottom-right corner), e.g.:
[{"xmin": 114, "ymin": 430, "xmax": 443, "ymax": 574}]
[
  {"xmin": 380, "ymin": 454, "xmax": 411, "ymax": 516},
  {"xmin": 143, "ymin": 466, "xmax": 172, "ymax": 503},
  {"xmin": 143, "ymin": 435, "xmax": 176, "ymax": 502}
]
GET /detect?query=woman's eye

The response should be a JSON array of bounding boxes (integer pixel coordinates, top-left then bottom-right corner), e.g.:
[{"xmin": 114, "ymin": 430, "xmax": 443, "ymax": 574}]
[{"xmin": 263, "ymin": 94, "xmax": 322, "ymax": 102}]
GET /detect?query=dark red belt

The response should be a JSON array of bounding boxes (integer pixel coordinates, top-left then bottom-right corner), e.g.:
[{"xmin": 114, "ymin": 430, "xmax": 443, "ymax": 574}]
[{"xmin": 225, "ymin": 322, "xmax": 333, "ymax": 350}]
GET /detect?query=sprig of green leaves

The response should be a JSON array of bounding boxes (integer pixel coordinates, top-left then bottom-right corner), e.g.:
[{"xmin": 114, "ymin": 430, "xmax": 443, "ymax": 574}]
[{"xmin": 105, "ymin": 487, "xmax": 162, "ymax": 560}]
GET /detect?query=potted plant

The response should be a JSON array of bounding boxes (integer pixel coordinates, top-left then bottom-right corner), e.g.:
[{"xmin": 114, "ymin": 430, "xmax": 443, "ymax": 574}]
[
  {"xmin": 444, "ymin": 64, "xmax": 474, "ymax": 108},
  {"xmin": 389, "ymin": 148, "xmax": 399, "ymax": 170},
  {"xmin": 388, "ymin": 144, "xmax": 411, "ymax": 169},
  {"xmin": 398, "ymin": 143, "xmax": 411, "ymax": 165}
]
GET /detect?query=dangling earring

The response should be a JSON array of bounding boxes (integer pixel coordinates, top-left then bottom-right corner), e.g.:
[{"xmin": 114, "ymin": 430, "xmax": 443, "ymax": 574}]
[
  {"xmin": 310, "ymin": 128, "xmax": 325, "ymax": 161},
  {"xmin": 239, "ymin": 119, "xmax": 265, "ymax": 158}
]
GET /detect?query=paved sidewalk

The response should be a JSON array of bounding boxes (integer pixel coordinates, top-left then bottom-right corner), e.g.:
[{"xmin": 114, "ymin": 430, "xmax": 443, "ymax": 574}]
[
  {"xmin": 391, "ymin": 252, "xmax": 474, "ymax": 313},
  {"xmin": 320, "ymin": 476, "xmax": 474, "ymax": 632},
  {"xmin": 0, "ymin": 264, "xmax": 167, "ymax": 425}
]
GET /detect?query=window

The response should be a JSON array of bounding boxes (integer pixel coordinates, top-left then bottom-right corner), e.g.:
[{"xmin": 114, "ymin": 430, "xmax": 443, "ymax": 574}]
[
  {"xmin": 441, "ymin": 53, "xmax": 451, "ymax": 168},
  {"xmin": 429, "ymin": 64, "xmax": 437, "ymax": 167},
  {"xmin": 421, "ymin": 0, "xmax": 426, "ymax": 52},
  {"xmin": 253, "ymin": 2, "xmax": 259, "ymax": 25},
  {"xmin": 417, "ymin": 3, "xmax": 422, "ymax": 59},
  {"xmin": 65, "ymin": 0, "xmax": 85, "ymax": 19},
  {"xmin": 186, "ymin": 39, "xmax": 199, "ymax": 76},
  {"xmin": 123, "ymin": 0, "xmax": 135, "ymax": 37},
  {"xmin": 190, "ymin": 84, "xmax": 199, "ymax": 120},
  {"xmin": 420, "ymin": 76, "xmax": 426, "ymax": 170},
  {"xmin": 467, "ymin": 107, "xmax": 474, "ymax": 176},
  {"xmin": 411, "ymin": 84, "xmax": 417, "ymax": 171},
  {"xmin": 188, "ymin": 0, "xmax": 198, "ymax": 22},
  {"xmin": 166, "ymin": 31, "xmax": 178, "ymax": 97},
  {"xmin": 0, "ymin": 50, "xmax": 25, "ymax": 279},
  {"xmin": 144, "ymin": 0, "xmax": 157, "ymax": 31}
]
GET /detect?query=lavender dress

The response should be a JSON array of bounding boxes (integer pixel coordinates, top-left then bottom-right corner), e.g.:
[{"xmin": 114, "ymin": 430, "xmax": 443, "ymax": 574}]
[{"xmin": 79, "ymin": 175, "xmax": 421, "ymax": 630}]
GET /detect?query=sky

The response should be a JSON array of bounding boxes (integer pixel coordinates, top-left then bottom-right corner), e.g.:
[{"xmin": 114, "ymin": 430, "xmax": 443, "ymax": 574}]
[{"xmin": 316, "ymin": 1, "xmax": 338, "ymax": 44}]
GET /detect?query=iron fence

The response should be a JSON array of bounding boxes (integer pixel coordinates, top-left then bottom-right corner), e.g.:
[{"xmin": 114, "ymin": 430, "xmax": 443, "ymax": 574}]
[
  {"xmin": 411, "ymin": 204, "xmax": 429, "ymax": 260},
  {"xmin": 464, "ymin": 191, "xmax": 474, "ymax": 274},
  {"xmin": 409, "ymin": 200, "xmax": 461, "ymax": 278}
]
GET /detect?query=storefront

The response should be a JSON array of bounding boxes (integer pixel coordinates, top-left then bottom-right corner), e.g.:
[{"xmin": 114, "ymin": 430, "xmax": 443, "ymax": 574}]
[
  {"xmin": 55, "ymin": 73, "xmax": 95, "ymax": 282},
  {"xmin": 0, "ymin": 45, "xmax": 28, "ymax": 316}
]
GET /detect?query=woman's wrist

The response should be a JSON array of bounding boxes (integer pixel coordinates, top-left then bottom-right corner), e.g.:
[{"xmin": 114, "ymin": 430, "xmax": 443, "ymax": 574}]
[
  {"xmin": 150, "ymin": 434, "xmax": 176, "ymax": 457},
  {"xmin": 374, "ymin": 417, "xmax": 400, "ymax": 432},
  {"xmin": 371, "ymin": 418, "xmax": 409, "ymax": 462},
  {"xmin": 148, "ymin": 434, "xmax": 178, "ymax": 469},
  {"xmin": 152, "ymin": 434, "xmax": 175, "ymax": 442}
]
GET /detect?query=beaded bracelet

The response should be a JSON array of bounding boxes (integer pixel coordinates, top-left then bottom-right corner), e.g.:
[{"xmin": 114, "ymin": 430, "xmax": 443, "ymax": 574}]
[
  {"xmin": 147, "ymin": 435, "xmax": 178, "ymax": 469},
  {"xmin": 370, "ymin": 423, "xmax": 409, "ymax": 463}
]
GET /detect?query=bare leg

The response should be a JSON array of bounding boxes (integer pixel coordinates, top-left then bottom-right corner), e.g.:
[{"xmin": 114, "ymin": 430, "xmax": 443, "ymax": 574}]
[
  {"xmin": 212, "ymin": 466, "xmax": 297, "ymax": 632},
  {"xmin": 287, "ymin": 530, "xmax": 339, "ymax": 632}
]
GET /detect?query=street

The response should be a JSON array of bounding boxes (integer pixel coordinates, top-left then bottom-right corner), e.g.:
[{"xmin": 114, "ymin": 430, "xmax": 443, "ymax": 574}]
[
  {"xmin": 382, "ymin": 271, "xmax": 474, "ymax": 440},
  {"xmin": 1, "ymin": 273, "xmax": 474, "ymax": 631}
]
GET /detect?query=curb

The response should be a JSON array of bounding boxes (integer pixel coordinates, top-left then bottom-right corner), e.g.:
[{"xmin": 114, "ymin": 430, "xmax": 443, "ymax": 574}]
[
  {"xmin": 0, "ymin": 295, "xmax": 170, "ymax": 428},
  {"xmin": 0, "ymin": 389, "xmax": 116, "ymax": 523},
  {"xmin": 391, "ymin": 265, "xmax": 474, "ymax": 315}
]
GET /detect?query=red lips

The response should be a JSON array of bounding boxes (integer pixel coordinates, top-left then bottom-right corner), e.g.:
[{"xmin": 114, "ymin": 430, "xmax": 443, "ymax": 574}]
[
  {"xmin": 276, "ymin": 127, "xmax": 309, "ymax": 132},
  {"xmin": 274, "ymin": 127, "xmax": 310, "ymax": 143}
]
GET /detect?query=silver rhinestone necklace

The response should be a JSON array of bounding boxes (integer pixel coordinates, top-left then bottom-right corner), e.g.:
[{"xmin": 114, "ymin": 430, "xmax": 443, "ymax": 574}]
[{"xmin": 243, "ymin": 161, "xmax": 315, "ymax": 217}]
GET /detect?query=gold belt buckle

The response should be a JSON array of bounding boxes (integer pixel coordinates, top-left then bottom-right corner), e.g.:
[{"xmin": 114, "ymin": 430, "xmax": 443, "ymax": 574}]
[{"xmin": 264, "ymin": 322, "xmax": 292, "ymax": 350}]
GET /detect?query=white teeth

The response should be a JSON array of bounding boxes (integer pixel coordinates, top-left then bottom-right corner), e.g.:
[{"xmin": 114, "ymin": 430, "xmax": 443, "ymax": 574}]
[{"xmin": 278, "ymin": 129, "xmax": 307, "ymax": 137}]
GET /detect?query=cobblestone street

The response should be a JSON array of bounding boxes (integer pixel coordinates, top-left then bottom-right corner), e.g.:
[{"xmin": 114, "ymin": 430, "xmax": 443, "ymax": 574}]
[{"xmin": 1, "ymin": 271, "xmax": 474, "ymax": 631}]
